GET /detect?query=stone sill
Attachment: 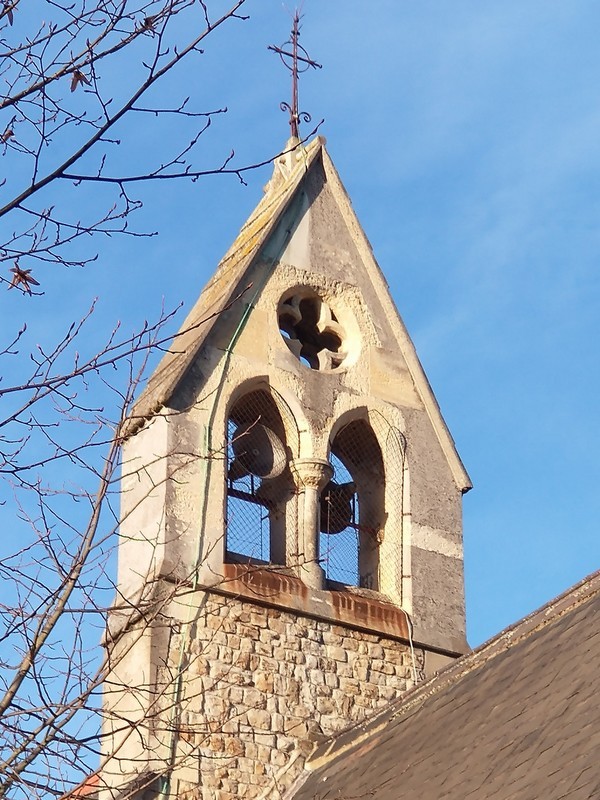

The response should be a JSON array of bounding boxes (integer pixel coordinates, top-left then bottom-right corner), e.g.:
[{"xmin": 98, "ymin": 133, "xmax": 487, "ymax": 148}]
[
  {"xmin": 199, "ymin": 563, "xmax": 466, "ymax": 657},
  {"xmin": 105, "ymin": 560, "xmax": 467, "ymax": 660},
  {"xmin": 219, "ymin": 562, "xmax": 409, "ymax": 641}
]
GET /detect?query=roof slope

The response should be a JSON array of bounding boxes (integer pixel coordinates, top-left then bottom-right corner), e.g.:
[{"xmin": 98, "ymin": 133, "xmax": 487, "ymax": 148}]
[{"xmin": 289, "ymin": 570, "xmax": 600, "ymax": 800}]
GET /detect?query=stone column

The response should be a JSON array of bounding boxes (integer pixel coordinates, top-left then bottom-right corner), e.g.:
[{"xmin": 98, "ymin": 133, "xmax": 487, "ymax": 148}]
[{"xmin": 290, "ymin": 458, "xmax": 333, "ymax": 590}]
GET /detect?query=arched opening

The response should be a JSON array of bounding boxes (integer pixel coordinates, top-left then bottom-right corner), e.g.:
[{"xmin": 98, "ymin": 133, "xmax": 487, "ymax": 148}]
[
  {"xmin": 320, "ymin": 419, "xmax": 386, "ymax": 589},
  {"xmin": 225, "ymin": 389, "xmax": 295, "ymax": 564}
]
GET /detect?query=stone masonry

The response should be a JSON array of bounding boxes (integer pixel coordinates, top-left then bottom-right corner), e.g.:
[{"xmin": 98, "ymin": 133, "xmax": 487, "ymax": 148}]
[
  {"xmin": 101, "ymin": 137, "xmax": 469, "ymax": 800},
  {"xmin": 161, "ymin": 591, "xmax": 424, "ymax": 800}
]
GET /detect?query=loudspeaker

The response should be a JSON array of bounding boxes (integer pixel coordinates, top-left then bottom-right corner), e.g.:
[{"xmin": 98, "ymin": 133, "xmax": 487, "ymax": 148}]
[{"xmin": 229, "ymin": 422, "xmax": 287, "ymax": 481}]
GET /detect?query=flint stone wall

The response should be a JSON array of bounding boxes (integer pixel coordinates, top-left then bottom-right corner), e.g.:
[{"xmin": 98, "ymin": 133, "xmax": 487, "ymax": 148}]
[{"xmin": 164, "ymin": 591, "xmax": 424, "ymax": 800}]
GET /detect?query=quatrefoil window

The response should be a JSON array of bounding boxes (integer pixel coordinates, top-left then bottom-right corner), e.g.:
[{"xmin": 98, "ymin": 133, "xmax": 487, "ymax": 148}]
[{"xmin": 279, "ymin": 291, "xmax": 347, "ymax": 371}]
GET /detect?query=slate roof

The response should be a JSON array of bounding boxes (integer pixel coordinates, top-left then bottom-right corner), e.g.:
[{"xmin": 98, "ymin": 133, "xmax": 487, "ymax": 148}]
[{"xmin": 288, "ymin": 569, "xmax": 600, "ymax": 800}]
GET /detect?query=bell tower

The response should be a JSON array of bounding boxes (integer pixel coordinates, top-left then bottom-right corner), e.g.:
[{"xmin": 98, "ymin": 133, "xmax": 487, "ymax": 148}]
[{"xmin": 100, "ymin": 137, "xmax": 471, "ymax": 800}]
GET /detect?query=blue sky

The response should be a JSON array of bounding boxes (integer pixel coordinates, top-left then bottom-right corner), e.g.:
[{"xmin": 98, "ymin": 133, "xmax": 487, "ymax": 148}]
[{"xmin": 3, "ymin": 1, "xmax": 600, "ymax": 648}]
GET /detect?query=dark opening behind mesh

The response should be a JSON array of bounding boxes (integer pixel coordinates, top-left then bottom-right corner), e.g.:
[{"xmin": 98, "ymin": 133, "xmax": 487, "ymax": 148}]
[
  {"xmin": 225, "ymin": 390, "xmax": 293, "ymax": 563},
  {"xmin": 319, "ymin": 451, "xmax": 359, "ymax": 585},
  {"xmin": 320, "ymin": 418, "xmax": 386, "ymax": 589}
]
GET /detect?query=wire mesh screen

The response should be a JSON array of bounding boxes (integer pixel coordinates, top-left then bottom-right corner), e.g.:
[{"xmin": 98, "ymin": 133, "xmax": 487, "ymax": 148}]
[
  {"xmin": 225, "ymin": 389, "xmax": 295, "ymax": 564},
  {"xmin": 379, "ymin": 422, "xmax": 407, "ymax": 600},
  {"xmin": 319, "ymin": 451, "xmax": 359, "ymax": 585},
  {"xmin": 226, "ymin": 439, "xmax": 271, "ymax": 561},
  {"xmin": 319, "ymin": 414, "xmax": 406, "ymax": 595},
  {"xmin": 225, "ymin": 394, "xmax": 406, "ymax": 598}
]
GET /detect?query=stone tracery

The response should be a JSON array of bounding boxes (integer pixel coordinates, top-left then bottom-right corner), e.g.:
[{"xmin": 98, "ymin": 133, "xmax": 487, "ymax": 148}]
[{"xmin": 278, "ymin": 290, "xmax": 347, "ymax": 370}]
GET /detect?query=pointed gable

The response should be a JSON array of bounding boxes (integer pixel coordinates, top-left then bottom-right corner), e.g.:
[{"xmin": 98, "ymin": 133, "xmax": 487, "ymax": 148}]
[{"xmin": 126, "ymin": 137, "xmax": 470, "ymax": 494}]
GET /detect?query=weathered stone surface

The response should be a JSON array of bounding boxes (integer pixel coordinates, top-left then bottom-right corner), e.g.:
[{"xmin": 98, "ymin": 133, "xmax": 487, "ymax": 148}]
[
  {"xmin": 159, "ymin": 592, "xmax": 421, "ymax": 799},
  {"xmin": 103, "ymin": 137, "xmax": 470, "ymax": 800}
]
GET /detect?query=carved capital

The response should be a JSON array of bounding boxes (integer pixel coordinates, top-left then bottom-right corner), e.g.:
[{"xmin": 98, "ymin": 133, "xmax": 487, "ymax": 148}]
[{"xmin": 290, "ymin": 458, "xmax": 332, "ymax": 492}]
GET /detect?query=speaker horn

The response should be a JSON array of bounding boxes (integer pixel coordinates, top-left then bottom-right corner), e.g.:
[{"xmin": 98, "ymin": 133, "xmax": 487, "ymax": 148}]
[
  {"xmin": 229, "ymin": 422, "xmax": 287, "ymax": 481},
  {"xmin": 320, "ymin": 481, "xmax": 356, "ymax": 534}
]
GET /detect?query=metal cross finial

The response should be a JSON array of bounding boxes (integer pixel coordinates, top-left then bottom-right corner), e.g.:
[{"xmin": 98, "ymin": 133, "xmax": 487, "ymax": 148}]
[{"xmin": 268, "ymin": 10, "xmax": 322, "ymax": 140}]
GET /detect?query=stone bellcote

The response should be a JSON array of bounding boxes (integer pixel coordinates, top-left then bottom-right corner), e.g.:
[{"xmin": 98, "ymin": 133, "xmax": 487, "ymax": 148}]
[
  {"xmin": 103, "ymin": 137, "xmax": 471, "ymax": 800},
  {"xmin": 117, "ymin": 136, "xmax": 470, "ymax": 647}
]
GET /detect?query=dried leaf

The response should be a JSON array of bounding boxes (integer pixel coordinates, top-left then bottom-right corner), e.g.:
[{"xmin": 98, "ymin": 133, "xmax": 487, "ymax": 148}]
[
  {"xmin": 70, "ymin": 70, "xmax": 91, "ymax": 92},
  {"xmin": 9, "ymin": 263, "xmax": 40, "ymax": 295}
]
